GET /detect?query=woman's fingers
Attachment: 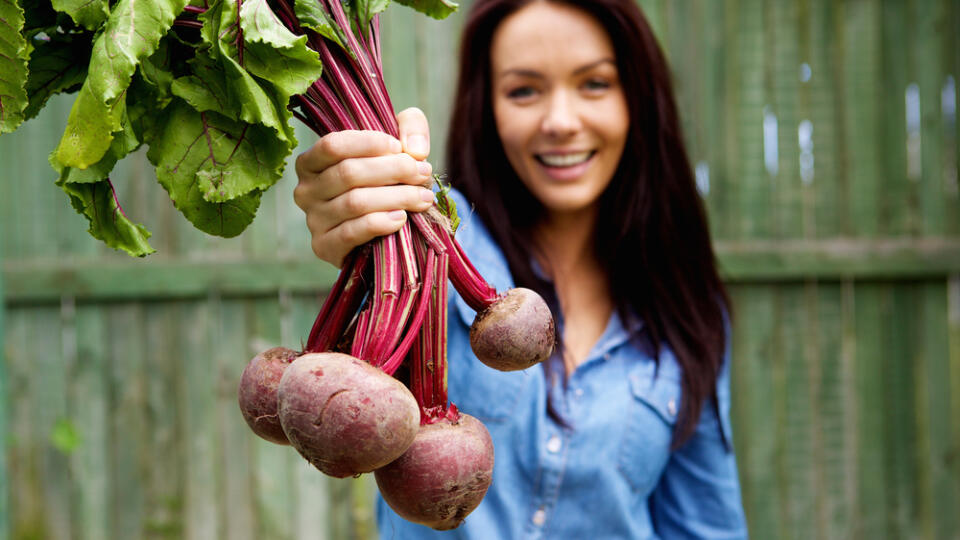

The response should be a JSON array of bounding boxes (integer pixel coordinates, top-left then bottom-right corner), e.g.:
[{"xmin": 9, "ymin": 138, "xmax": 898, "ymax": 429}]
[
  {"xmin": 295, "ymin": 130, "xmax": 402, "ymax": 178},
  {"xmin": 294, "ymin": 145, "xmax": 432, "ymax": 210},
  {"xmin": 293, "ymin": 118, "xmax": 434, "ymax": 267},
  {"xmin": 397, "ymin": 107, "xmax": 431, "ymax": 160},
  {"xmin": 307, "ymin": 184, "xmax": 435, "ymax": 232},
  {"xmin": 312, "ymin": 210, "xmax": 409, "ymax": 266},
  {"xmin": 303, "ymin": 184, "xmax": 435, "ymax": 266}
]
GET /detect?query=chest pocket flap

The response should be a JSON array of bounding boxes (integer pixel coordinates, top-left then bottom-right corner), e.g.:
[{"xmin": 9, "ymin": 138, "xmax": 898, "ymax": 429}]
[
  {"xmin": 628, "ymin": 370, "xmax": 681, "ymax": 426},
  {"xmin": 618, "ymin": 367, "xmax": 682, "ymax": 494}
]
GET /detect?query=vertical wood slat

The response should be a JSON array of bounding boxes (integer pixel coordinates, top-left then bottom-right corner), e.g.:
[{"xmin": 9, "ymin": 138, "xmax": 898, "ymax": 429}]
[
  {"xmin": 879, "ymin": 1, "xmax": 914, "ymax": 236},
  {"xmin": 108, "ymin": 305, "xmax": 147, "ymax": 539},
  {"xmin": 917, "ymin": 282, "xmax": 956, "ymax": 539},
  {"xmin": 729, "ymin": 285, "xmax": 778, "ymax": 539},
  {"xmin": 217, "ymin": 299, "xmax": 256, "ymax": 540},
  {"xmin": 0, "ymin": 237, "xmax": 6, "ymax": 540},
  {"xmin": 71, "ymin": 304, "xmax": 110, "ymax": 540},
  {"xmin": 949, "ymin": 276, "xmax": 960, "ymax": 535},
  {"xmin": 843, "ymin": 0, "xmax": 883, "ymax": 237},
  {"xmin": 915, "ymin": 0, "xmax": 946, "ymax": 236},
  {"xmin": 143, "ymin": 304, "xmax": 185, "ymax": 539}
]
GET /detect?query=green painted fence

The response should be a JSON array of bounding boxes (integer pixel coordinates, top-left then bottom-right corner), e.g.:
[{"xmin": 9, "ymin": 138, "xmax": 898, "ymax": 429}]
[{"xmin": 2, "ymin": 0, "xmax": 959, "ymax": 538}]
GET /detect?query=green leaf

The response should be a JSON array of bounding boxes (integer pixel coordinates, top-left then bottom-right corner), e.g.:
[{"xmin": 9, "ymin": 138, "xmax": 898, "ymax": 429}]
[
  {"xmin": 393, "ymin": 0, "xmax": 458, "ymax": 20},
  {"xmin": 238, "ymin": 0, "xmax": 323, "ymax": 98},
  {"xmin": 435, "ymin": 177, "xmax": 459, "ymax": 232},
  {"xmin": 50, "ymin": 419, "xmax": 82, "ymax": 454},
  {"xmin": 293, "ymin": 0, "xmax": 345, "ymax": 49},
  {"xmin": 171, "ymin": 67, "xmax": 232, "ymax": 118},
  {"xmin": 138, "ymin": 37, "xmax": 176, "ymax": 100},
  {"xmin": 55, "ymin": 0, "xmax": 189, "ymax": 167},
  {"xmin": 0, "ymin": 0, "xmax": 30, "ymax": 133},
  {"xmin": 196, "ymin": 3, "xmax": 296, "ymax": 147},
  {"xmin": 59, "ymin": 179, "xmax": 156, "ymax": 256},
  {"xmin": 51, "ymin": 0, "xmax": 109, "ymax": 30},
  {"xmin": 147, "ymin": 99, "xmax": 286, "ymax": 237},
  {"xmin": 51, "ymin": 105, "xmax": 154, "ymax": 257},
  {"xmin": 23, "ymin": 34, "xmax": 91, "ymax": 121},
  {"xmin": 347, "ymin": 0, "xmax": 390, "ymax": 33},
  {"xmin": 55, "ymin": 82, "xmax": 126, "ymax": 167}
]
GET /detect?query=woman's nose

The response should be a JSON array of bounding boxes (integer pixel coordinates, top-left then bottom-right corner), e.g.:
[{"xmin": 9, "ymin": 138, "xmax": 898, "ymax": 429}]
[{"xmin": 541, "ymin": 91, "xmax": 581, "ymax": 137}]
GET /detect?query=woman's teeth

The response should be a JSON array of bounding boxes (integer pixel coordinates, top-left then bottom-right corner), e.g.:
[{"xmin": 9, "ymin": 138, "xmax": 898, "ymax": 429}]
[{"xmin": 537, "ymin": 151, "xmax": 593, "ymax": 167}]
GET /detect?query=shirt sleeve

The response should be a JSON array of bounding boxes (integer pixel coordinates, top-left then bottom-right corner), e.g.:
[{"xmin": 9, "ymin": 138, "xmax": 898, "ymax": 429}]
[{"xmin": 649, "ymin": 346, "xmax": 749, "ymax": 539}]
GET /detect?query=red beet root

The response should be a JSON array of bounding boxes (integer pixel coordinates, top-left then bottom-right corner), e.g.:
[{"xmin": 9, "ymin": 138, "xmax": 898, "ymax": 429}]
[
  {"xmin": 278, "ymin": 352, "xmax": 420, "ymax": 478},
  {"xmin": 375, "ymin": 413, "xmax": 494, "ymax": 530},
  {"xmin": 469, "ymin": 287, "xmax": 555, "ymax": 371},
  {"xmin": 237, "ymin": 347, "xmax": 299, "ymax": 445}
]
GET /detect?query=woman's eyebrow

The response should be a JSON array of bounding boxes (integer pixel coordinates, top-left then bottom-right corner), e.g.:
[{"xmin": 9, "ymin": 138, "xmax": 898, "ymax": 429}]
[{"xmin": 498, "ymin": 58, "xmax": 617, "ymax": 78}]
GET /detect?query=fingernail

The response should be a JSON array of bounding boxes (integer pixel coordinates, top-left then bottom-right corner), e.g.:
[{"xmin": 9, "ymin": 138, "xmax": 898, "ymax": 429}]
[
  {"xmin": 388, "ymin": 210, "xmax": 406, "ymax": 221},
  {"xmin": 406, "ymin": 134, "xmax": 427, "ymax": 155},
  {"xmin": 417, "ymin": 160, "xmax": 432, "ymax": 176},
  {"xmin": 420, "ymin": 188, "xmax": 435, "ymax": 203}
]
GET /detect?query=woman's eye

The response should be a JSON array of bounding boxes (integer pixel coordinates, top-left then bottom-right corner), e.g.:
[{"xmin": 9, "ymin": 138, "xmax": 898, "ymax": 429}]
[
  {"xmin": 583, "ymin": 78, "xmax": 611, "ymax": 92},
  {"xmin": 507, "ymin": 86, "xmax": 536, "ymax": 99}
]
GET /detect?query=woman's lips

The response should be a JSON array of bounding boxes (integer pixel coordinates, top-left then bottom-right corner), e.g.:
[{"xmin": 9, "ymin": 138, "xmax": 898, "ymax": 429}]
[{"xmin": 534, "ymin": 150, "xmax": 596, "ymax": 181}]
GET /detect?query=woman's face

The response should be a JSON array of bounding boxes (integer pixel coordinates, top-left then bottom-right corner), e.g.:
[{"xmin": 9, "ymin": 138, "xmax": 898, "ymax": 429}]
[{"xmin": 490, "ymin": 1, "xmax": 629, "ymax": 220}]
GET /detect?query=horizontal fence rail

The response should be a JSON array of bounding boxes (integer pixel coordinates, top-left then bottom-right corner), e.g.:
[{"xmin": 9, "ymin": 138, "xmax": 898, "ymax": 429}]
[{"xmin": 3, "ymin": 238, "xmax": 960, "ymax": 303}]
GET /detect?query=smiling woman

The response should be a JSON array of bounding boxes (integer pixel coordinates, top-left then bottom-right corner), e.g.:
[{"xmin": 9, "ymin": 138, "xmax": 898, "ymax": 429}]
[{"xmin": 294, "ymin": 0, "xmax": 748, "ymax": 537}]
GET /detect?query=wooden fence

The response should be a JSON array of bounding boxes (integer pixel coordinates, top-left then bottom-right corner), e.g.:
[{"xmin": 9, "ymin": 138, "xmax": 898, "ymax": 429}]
[{"xmin": 2, "ymin": 0, "xmax": 959, "ymax": 538}]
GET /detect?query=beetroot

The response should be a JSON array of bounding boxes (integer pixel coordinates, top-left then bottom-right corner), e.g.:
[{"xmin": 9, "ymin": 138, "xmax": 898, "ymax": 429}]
[
  {"xmin": 237, "ymin": 346, "xmax": 298, "ymax": 445},
  {"xmin": 277, "ymin": 352, "xmax": 419, "ymax": 478},
  {"xmin": 375, "ymin": 413, "xmax": 494, "ymax": 530},
  {"xmin": 469, "ymin": 287, "xmax": 555, "ymax": 371}
]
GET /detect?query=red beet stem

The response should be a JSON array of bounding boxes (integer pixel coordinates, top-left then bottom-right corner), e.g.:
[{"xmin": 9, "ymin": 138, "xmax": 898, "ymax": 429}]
[
  {"xmin": 380, "ymin": 245, "xmax": 435, "ymax": 376},
  {"xmin": 305, "ymin": 247, "xmax": 371, "ymax": 352}
]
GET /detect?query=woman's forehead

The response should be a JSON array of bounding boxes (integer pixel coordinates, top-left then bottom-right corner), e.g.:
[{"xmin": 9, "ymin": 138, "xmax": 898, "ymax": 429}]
[{"xmin": 490, "ymin": 2, "xmax": 615, "ymax": 73}]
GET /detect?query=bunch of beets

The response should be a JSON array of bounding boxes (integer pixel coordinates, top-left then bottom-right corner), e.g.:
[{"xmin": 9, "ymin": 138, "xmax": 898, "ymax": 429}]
[{"xmin": 235, "ymin": 0, "xmax": 556, "ymax": 531}]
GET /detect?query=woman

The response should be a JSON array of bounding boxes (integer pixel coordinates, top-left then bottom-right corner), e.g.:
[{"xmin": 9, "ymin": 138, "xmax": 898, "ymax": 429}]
[{"xmin": 294, "ymin": 0, "xmax": 748, "ymax": 537}]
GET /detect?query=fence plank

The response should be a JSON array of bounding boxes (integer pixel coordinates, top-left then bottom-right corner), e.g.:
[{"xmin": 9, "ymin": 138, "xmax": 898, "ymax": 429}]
[
  {"xmin": 853, "ymin": 284, "xmax": 888, "ymax": 539},
  {"xmin": 730, "ymin": 285, "xmax": 779, "ymax": 538},
  {"xmin": 107, "ymin": 304, "xmax": 147, "ymax": 538},
  {"xmin": 879, "ymin": 1, "xmax": 915, "ymax": 236},
  {"xmin": 71, "ymin": 304, "xmax": 110, "ymax": 540},
  {"xmin": 216, "ymin": 299, "xmax": 257, "ymax": 540},
  {"xmin": 248, "ymin": 297, "xmax": 296, "ymax": 540},
  {"xmin": 843, "ymin": 0, "xmax": 883, "ymax": 237},
  {"xmin": 0, "ymin": 229, "xmax": 7, "ymax": 540},
  {"xmin": 917, "ymin": 282, "xmax": 956, "ymax": 538},
  {"xmin": 31, "ymin": 306, "xmax": 72, "ymax": 540}
]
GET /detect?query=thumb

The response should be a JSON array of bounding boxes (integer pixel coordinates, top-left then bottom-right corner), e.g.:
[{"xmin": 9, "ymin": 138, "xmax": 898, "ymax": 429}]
[{"xmin": 397, "ymin": 107, "xmax": 431, "ymax": 161}]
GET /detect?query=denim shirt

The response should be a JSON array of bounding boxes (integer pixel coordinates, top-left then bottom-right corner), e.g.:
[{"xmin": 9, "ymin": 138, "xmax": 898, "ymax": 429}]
[{"xmin": 376, "ymin": 190, "xmax": 748, "ymax": 539}]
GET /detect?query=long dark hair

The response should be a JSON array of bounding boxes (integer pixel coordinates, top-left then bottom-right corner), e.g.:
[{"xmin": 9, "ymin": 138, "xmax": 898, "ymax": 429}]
[{"xmin": 446, "ymin": 0, "xmax": 731, "ymax": 448}]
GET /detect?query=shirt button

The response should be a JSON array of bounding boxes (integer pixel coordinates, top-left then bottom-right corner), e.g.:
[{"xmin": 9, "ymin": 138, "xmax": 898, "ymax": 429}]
[
  {"xmin": 546, "ymin": 435, "xmax": 562, "ymax": 454},
  {"xmin": 603, "ymin": 352, "xmax": 612, "ymax": 361},
  {"xmin": 574, "ymin": 388, "xmax": 584, "ymax": 398},
  {"xmin": 532, "ymin": 508, "xmax": 546, "ymax": 526},
  {"xmin": 667, "ymin": 399, "xmax": 677, "ymax": 417}
]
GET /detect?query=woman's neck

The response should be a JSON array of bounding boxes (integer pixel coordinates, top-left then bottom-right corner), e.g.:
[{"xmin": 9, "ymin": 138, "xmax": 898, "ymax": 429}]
[
  {"xmin": 535, "ymin": 206, "xmax": 613, "ymax": 372},
  {"xmin": 534, "ymin": 206, "xmax": 599, "ymax": 277}
]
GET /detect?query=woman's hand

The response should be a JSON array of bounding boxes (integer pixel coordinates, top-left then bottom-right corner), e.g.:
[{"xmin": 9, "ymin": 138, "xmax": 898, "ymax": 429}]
[{"xmin": 294, "ymin": 108, "xmax": 435, "ymax": 267}]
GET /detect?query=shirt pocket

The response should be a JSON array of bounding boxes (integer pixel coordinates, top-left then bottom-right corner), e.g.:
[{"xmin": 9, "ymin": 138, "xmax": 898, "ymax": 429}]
[{"xmin": 617, "ymin": 367, "xmax": 681, "ymax": 495}]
